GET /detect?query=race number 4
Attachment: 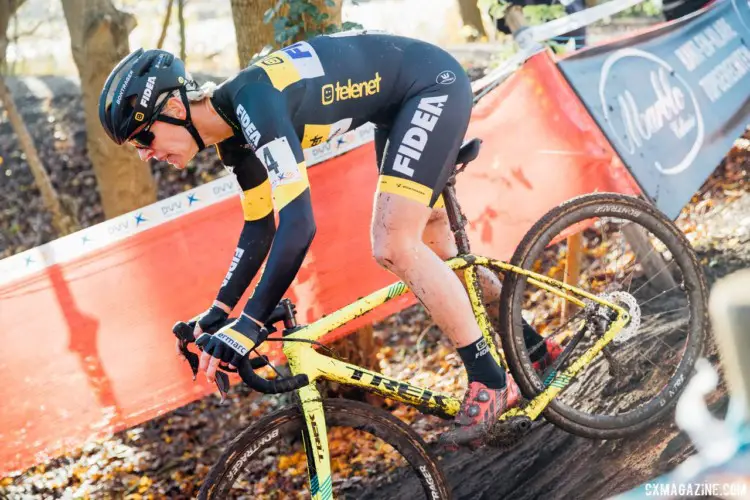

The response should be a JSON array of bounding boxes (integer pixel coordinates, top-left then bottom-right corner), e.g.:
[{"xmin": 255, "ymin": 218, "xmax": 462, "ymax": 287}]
[{"xmin": 257, "ymin": 137, "xmax": 302, "ymax": 188}]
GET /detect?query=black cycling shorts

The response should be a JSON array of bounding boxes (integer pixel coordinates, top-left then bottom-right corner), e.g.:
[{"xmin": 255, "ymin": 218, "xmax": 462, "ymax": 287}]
[{"xmin": 374, "ymin": 43, "xmax": 473, "ymax": 208}]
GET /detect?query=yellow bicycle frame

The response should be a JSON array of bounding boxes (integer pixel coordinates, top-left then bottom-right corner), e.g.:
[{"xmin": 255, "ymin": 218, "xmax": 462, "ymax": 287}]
[{"xmin": 278, "ymin": 254, "xmax": 630, "ymax": 500}]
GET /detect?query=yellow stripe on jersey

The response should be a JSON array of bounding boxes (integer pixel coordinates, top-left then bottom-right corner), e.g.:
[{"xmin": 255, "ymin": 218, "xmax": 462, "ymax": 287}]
[
  {"xmin": 254, "ymin": 52, "xmax": 302, "ymax": 91},
  {"xmin": 376, "ymin": 175, "xmax": 434, "ymax": 206},
  {"xmin": 301, "ymin": 124, "xmax": 333, "ymax": 149},
  {"xmin": 272, "ymin": 162, "xmax": 310, "ymax": 211},
  {"xmin": 241, "ymin": 178, "xmax": 274, "ymax": 221},
  {"xmin": 433, "ymin": 194, "xmax": 445, "ymax": 209}
]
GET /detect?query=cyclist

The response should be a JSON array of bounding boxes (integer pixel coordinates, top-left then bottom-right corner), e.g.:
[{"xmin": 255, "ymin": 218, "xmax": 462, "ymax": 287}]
[{"xmin": 98, "ymin": 31, "xmax": 559, "ymax": 447}]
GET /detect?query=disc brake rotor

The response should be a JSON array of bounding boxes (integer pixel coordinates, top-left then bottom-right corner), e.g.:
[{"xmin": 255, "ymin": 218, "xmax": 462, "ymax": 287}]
[{"xmin": 597, "ymin": 291, "xmax": 641, "ymax": 344}]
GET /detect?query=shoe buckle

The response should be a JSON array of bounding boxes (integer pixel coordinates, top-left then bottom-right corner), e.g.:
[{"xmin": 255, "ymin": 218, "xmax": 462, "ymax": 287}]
[
  {"xmin": 476, "ymin": 389, "xmax": 490, "ymax": 403},
  {"xmin": 467, "ymin": 404, "xmax": 480, "ymax": 417}
]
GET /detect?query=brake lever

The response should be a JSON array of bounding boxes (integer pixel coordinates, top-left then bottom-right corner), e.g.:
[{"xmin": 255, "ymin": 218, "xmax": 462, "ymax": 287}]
[
  {"xmin": 173, "ymin": 321, "xmax": 231, "ymax": 402},
  {"xmin": 172, "ymin": 321, "xmax": 273, "ymax": 404},
  {"xmin": 214, "ymin": 371, "xmax": 230, "ymax": 405},
  {"xmin": 173, "ymin": 322, "xmax": 201, "ymax": 380},
  {"xmin": 180, "ymin": 343, "xmax": 201, "ymax": 380}
]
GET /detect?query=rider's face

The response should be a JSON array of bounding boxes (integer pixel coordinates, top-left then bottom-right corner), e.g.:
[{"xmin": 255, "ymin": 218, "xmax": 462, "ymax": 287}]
[
  {"xmin": 133, "ymin": 121, "xmax": 197, "ymax": 170},
  {"xmin": 131, "ymin": 96, "xmax": 197, "ymax": 170}
]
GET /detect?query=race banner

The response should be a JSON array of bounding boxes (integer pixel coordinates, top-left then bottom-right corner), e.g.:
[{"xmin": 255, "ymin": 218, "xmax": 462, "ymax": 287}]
[{"xmin": 558, "ymin": 0, "xmax": 750, "ymax": 218}]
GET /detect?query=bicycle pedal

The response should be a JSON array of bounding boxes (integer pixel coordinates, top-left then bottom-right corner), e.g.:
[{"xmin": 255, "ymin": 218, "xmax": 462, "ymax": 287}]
[{"xmin": 486, "ymin": 415, "xmax": 533, "ymax": 449}]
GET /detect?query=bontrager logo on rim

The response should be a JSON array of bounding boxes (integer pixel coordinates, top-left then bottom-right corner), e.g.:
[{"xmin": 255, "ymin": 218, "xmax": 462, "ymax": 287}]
[{"xmin": 599, "ymin": 48, "xmax": 704, "ymax": 176}]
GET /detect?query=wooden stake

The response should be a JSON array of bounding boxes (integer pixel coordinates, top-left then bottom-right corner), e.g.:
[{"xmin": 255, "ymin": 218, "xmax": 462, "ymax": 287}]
[{"xmin": 562, "ymin": 232, "xmax": 583, "ymax": 320}]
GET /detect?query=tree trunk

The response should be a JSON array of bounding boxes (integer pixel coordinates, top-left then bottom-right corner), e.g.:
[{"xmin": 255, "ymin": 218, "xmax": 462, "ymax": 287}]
[
  {"xmin": 0, "ymin": 77, "xmax": 77, "ymax": 235},
  {"xmin": 457, "ymin": 0, "xmax": 487, "ymax": 40},
  {"xmin": 290, "ymin": 0, "xmax": 343, "ymax": 43},
  {"xmin": 61, "ymin": 0, "xmax": 157, "ymax": 219},
  {"xmin": 0, "ymin": 0, "xmax": 21, "ymax": 74},
  {"xmin": 230, "ymin": 0, "xmax": 345, "ymax": 69},
  {"xmin": 156, "ymin": 0, "xmax": 174, "ymax": 49},
  {"xmin": 230, "ymin": 0, "xmax": 276, "ymax": 69},
  {"xmin": 314, "ymin": 0, "xmax": 342, "ymax": 26},
  {"xmin": 0, "ymin": 0, "xmax": 77, "ymax": 235},
  {"xmin": 177, "ymin": 0, "xmax": 186, "ymax": 63}
]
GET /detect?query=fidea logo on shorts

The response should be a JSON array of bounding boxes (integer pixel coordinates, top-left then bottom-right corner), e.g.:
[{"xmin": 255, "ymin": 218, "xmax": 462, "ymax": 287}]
[
  {"xmin": 599, "ymin": 48, "xmax": 704, "ymax": 176},
  {"xmin": 393, "ymin": 95, "xmax": 448, "ymax": 177}
]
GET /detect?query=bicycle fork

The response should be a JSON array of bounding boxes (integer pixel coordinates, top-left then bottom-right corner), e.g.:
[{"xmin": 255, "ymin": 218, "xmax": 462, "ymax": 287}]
[{"xmin": 297, "ymin": 384, "xmax": 334, "ymax": 500}]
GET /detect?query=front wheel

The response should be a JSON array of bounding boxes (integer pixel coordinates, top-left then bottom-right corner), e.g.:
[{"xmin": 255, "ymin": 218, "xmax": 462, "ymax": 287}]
[
  {"xmin": 498, "ymin": 193, "xmax": 708, "ymax": 439},
  {"xmin": 199, "ymin": 398, "xmax": 450, "ymax": 499}
]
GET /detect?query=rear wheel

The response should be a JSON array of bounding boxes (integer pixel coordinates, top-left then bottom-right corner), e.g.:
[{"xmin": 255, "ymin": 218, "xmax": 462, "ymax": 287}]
[
  {"xmin": 199, "ymin": 398, "xmax": 450, "ymax": 499},
  {"xmin": 498, "ymin": 193, "xmax": 708, "ymax": 439}
]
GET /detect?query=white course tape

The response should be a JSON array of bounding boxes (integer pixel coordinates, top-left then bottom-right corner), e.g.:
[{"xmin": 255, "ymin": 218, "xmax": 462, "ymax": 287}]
[
  {"xmin": 528, "ymin": 0, "xmax": 650, "ymax": 43},
  {"xmin": 472, "ymin": 0, "xmax": 650, "ymax": 97}
]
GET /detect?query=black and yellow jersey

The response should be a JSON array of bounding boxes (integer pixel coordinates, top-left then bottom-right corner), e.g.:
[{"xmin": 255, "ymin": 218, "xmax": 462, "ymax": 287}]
[{"xmin": 210, "ymin": 31, "xmax": 473, "ymax": 321}]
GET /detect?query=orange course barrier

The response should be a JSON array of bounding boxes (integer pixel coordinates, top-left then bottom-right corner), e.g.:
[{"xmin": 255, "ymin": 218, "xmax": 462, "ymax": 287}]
[{"xmin": 0, "ymin": 50, "xmax": 639, "ymax": 476}]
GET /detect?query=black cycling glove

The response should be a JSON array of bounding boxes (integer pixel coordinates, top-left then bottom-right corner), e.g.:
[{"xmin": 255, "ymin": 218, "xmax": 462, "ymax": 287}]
[
  {"xmin": 196, "ymin": 314, "xmax": 269, "ymax": 367},
  {"xmin": 189, "ymin": 305, "xmax": 229, "ymax": 336}
]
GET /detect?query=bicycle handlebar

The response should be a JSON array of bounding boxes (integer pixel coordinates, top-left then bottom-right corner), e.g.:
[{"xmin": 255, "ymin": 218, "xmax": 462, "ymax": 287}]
[
  {"xmin": 237, "ymin": 358, "xmax": 309, "ymax": 394},
  {"xmin": 171, "ymin": 320, "xmax": 309, "ymax": 394}
]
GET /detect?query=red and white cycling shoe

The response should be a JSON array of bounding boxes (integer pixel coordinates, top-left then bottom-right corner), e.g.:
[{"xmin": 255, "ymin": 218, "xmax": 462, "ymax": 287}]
[{"xmin": 440, "ymin": 374, "xmax": 521, "ymax": 449}]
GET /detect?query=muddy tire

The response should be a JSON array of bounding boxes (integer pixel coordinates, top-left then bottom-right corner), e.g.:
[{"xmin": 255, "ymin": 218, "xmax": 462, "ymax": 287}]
[
  {"xmin": 498, "ymin": 193, "xmax": 708, "ymax": 439},
  {"xmin": 199, "ymin": 398, "xmax": 450, "ymax": 499}
]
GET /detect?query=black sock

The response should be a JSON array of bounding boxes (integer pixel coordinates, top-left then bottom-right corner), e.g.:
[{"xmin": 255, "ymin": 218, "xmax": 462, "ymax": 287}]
[
  {"xmin": 457, "ymin": 338, "xmax": 506, "ymax": 389},
  {"xmin": 523, "ymin": 320, "xmax": 548, "ymax": 363}
]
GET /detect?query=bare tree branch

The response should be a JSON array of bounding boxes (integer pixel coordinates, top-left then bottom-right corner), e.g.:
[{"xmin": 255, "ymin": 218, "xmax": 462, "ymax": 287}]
[
  {"xmin": 0, "ymin": 76, "xmax": 78, "ymax": 235},
  {"xmin": 177, "ymin": 0, "xmax": 186, "ymax": 62},
  {"xmin": 156, "ymin": 0, "xmax": 174, "ymax": 49},
  {"xmin": 0, "ymin": 0, "xmax": 77, "ymax": 234}
]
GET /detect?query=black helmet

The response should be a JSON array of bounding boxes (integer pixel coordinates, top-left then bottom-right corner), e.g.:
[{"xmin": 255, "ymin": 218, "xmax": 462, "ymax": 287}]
[{"xmin": 98, "ymin": 48, "xmax": 205, "ymax": 150}]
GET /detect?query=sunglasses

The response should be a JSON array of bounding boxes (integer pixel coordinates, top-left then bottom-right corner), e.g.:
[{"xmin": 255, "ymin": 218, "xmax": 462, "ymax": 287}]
[{"xmin": 129, "ymin": 97, "xmax": 170, "ymax": 149}]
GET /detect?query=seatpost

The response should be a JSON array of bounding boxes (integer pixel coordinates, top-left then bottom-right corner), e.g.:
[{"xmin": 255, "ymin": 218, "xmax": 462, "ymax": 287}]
[{"xmin": 443, "ymin": 168, "xmax": 471, "ymax": 255}]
